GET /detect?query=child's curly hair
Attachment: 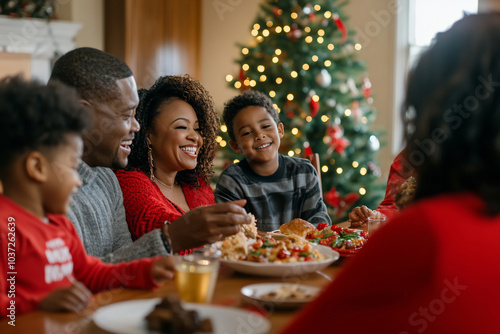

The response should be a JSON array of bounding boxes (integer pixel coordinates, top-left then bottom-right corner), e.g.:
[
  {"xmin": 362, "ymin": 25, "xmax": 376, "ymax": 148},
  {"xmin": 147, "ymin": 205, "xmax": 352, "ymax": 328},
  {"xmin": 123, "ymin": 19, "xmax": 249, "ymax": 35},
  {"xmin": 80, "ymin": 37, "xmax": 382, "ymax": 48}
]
[
  {"xmin": 0, "ymin": 76, "xmax": 91, "ymax": 175},
  {"xmin": 127, "ymin": 75, "xmax": 219, "ymax": 186},
  {"xmin": 223, "ymin": 90, "xmax": 279, "ymax": 141}
]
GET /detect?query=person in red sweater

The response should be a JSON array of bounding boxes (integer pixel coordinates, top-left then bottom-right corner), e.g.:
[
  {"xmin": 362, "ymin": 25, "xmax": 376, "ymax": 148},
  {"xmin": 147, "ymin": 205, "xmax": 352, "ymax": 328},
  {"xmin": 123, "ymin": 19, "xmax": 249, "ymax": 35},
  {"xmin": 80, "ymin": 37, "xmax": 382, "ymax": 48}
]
[
  {"xmin": 115, "ymin": 75, "xmax": 225, "ymax": 253},
  {"xmin": 283, "ymin": 13, "xmax": 500, "ymax": 333},
  {"xmin": 348, "ymin": 148, "xmax": 415, "ymax": 223},
  {"xmin": 0, "ymin": 77, "xmax": 175, "ymax": 317}
]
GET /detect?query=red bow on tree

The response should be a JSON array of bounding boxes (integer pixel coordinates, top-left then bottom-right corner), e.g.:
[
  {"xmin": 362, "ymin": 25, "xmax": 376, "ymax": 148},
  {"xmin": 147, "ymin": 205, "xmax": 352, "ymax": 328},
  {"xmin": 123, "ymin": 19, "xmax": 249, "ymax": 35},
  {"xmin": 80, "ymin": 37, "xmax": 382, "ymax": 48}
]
[
  {"xmin": 324, "ymin": 187, "xmax": 360, "ymax": 218},
  {"xmin": 363, "ymin": 76, "xmax": 372, "ymax": 99},
  {"xmin": 309, "ymin": 99, "xmax": 319, "ymax": 118},
  {"xmin": 332, "ymin": 13, "xmax": 348, "ymax": 44},
  {"xmin": 326, "ymin": 124, "xmax": 350, "ymax": 154},
  {"xmin": 239, "ymin": 68, "xmax": 249, "ymax": 91},
  {"xmin": 272, "ymin": 6, "xmax": 281, "ymax": 17}
]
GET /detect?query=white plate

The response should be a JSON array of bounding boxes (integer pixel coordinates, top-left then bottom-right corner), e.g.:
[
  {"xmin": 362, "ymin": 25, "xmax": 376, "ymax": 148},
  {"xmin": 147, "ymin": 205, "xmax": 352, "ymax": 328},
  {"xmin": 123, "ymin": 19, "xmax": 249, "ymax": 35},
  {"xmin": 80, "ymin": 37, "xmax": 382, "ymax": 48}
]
[
  {"xmin": 241, "ymin": 283, "xmax": 320, "ymax": 309},
  {"xmin": 93, "ymin": 298, "xmax": 271, "ymax": 334},
  {"xmin": 220, "ymin": 244, "xmax": 339, "ymax": 277}
]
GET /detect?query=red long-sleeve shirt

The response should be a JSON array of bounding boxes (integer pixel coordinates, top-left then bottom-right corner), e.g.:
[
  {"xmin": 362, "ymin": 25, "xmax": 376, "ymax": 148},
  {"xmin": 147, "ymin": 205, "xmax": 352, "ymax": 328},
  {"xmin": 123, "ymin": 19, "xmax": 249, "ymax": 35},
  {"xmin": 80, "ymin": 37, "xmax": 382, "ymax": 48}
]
[
  {"xmin": 282, "ymin": 193, "xmax": 500, "ymax": 333},
  {"xmin": 115, "ymin": 170, "xmax": 214, "ymax": 242},
  {"xmin": 0, "ymin": 196, "xmax": 159, "ymax": 317},
  {"xmin": 376, "ymin": 150, "xmax": 414, "ymax": 219}
]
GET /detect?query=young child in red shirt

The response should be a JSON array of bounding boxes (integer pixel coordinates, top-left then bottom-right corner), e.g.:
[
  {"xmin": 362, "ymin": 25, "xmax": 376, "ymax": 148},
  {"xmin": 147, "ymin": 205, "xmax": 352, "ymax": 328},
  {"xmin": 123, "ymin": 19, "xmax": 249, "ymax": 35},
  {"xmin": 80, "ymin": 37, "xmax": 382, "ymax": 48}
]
[{"xmin": 0, "ymin": 77, "xmax": 175, "ymax": 317}]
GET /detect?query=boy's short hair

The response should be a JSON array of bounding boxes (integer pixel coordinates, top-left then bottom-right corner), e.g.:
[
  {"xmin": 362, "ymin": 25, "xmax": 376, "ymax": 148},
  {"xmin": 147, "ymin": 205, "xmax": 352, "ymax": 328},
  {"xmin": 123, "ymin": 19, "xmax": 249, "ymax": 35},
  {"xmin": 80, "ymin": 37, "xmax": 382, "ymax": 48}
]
[
  {"xmin": 0, "ymin": 76, "xmax": 91, "ymax": 174},
  {"xmin": 223, "ymin": 90, "xmax": 279, "ymax": 141},
  {"xmin": 49, "ymin": 47, "xmax": 133, "ymax": 104}
]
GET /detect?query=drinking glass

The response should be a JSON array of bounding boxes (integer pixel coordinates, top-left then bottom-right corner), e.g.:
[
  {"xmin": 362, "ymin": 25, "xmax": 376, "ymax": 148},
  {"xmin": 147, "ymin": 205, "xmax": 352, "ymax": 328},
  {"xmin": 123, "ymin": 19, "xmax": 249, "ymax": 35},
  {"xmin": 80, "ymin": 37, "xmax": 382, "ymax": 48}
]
[
  {"xmin": 367, "ymin": 215, "xmax": 387, "ymax": 235},
  {"xmin": 175, "ymin": 247, "xmax": 220, "ymax": 303}
]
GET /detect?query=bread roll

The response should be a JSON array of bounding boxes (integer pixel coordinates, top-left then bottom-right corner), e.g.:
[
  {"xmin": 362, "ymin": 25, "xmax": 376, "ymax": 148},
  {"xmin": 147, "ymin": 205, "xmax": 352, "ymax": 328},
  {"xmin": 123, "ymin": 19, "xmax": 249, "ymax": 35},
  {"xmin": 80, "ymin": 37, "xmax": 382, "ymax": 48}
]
[{"xmin": 279, "ymin": 218, "xmax": 316, "ymax": 238}]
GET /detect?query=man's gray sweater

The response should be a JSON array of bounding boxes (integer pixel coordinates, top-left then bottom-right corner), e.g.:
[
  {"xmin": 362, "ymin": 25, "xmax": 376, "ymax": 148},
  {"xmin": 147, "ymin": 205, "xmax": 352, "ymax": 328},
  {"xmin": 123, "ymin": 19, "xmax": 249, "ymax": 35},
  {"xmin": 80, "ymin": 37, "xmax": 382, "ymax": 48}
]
[{"xmin": 67, "ymin": 162, "xmax": 167, "ymax": 263}]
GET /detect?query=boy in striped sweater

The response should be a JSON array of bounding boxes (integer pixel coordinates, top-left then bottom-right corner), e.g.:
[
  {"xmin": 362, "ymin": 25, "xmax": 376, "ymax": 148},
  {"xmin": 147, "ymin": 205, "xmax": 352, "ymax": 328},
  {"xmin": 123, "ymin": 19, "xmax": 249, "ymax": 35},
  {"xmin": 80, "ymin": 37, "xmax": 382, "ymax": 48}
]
[{"xmin": 215, "ymin": 91, "xmax": 331, "ymax": 231}]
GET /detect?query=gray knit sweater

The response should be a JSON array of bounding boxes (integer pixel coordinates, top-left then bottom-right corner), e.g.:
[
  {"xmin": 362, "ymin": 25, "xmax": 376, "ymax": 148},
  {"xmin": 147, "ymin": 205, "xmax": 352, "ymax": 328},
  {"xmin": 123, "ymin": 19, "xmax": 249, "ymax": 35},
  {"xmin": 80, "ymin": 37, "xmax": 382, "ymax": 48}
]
[
  {"xmin": 215, "ymin": 155, "xmax": 331, "ymax": 231},
  {"xmin": 67, "ymin": 162, "xmax": 167, "ymax": 263}
]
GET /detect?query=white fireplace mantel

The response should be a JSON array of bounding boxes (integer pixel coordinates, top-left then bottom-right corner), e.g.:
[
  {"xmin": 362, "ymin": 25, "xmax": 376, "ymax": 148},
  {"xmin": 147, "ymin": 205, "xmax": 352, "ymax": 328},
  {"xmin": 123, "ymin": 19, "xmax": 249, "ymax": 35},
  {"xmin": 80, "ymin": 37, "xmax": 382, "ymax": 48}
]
[{"xmin": 0, "ymin": 16, "xmax": 81, "ymax": 82}]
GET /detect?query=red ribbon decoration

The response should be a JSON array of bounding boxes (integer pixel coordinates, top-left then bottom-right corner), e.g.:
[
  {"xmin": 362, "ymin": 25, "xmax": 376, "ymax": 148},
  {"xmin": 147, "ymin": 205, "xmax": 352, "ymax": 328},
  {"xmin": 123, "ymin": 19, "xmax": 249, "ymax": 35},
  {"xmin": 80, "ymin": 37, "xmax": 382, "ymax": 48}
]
[
  {"xmin": 304, "ymin": 142, "xmax": 313, "ymax": 156},
  {"xmin": 239, "ymin": 68, "xmax": 249, "ymax": 91},
  {"xmin": 363, "ymin": 77, "xmax": 372, "ymax": 99},
  {"xmin": 309, "ymin": 99, "xmax": 320, "ymax": 118},
  {"xmin": 332, "ymin": 13, "xmax": 348, "ymax": 43}
]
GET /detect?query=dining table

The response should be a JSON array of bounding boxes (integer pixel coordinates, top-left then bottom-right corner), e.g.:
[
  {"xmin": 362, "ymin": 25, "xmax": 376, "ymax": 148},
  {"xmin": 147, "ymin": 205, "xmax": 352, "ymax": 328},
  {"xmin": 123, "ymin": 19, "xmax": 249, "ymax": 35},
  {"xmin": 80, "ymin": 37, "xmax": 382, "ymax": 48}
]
[{"xmin": 0, "ymin": 223, "xmax": 360, "ymax": 334}]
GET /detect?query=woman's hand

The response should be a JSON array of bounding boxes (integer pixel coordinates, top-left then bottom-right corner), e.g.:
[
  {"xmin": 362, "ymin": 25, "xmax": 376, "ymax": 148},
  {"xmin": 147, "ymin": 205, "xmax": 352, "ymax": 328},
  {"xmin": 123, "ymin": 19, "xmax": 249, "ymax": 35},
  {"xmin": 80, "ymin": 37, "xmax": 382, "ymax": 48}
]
[
  {"xmin": 151, "ymin": 256, "xmax": 176, "ymax": 284},
  {"xmin": 348, "ymin": 205, "xmax": 374, "ymax": 225},
  {"xmin": 39, "ymin": 281, "xmax": 91, "ymax": 313},
  {"xmin": 167, "ymin": 199, "xmax": 251, "ymax": 253}
]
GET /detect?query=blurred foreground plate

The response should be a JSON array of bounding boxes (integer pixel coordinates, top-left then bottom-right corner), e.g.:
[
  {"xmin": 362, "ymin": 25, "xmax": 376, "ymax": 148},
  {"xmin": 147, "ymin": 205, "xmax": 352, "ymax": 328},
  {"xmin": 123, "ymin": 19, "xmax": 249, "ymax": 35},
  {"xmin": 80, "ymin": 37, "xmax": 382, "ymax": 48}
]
[{"xmin": 93, "ymin": 298, "xmax": 270, "ymax": 334}]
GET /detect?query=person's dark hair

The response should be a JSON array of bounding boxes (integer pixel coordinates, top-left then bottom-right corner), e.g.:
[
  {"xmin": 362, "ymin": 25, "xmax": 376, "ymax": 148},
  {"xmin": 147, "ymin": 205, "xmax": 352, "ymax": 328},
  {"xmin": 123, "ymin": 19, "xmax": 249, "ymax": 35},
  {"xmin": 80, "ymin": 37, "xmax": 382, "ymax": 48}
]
[
  {"xmin": 223, "ymin": 90, "xmax": 279, "ymax": 141},
  {"xmin": 402, "ymin": 13, "xmax": 500, "ymax": 214},
  {"xmin": 0, "ymin": 76, "xmax": 91, "ymax": 175},
  {"xmin": 128, "ymin": 75, "xmax": 219, "ymax": 186},
  {"xmin": 49, "ymin": 47, "xmax": 133, "ymax": 103}
]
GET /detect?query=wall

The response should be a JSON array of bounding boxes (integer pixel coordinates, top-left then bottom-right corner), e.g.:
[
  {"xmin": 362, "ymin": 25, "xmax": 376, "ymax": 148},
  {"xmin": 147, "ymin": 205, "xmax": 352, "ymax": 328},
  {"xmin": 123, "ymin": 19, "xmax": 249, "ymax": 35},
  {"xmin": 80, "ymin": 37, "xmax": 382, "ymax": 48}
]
[
  {"xmin": 479, "ymin": 0, "xmax": 500, "ymax": 11},
  {"xmin": 55, "ymin": 0, "xmax": 104, "ymax": 50},
  {"xmin": 201, "ymin": 1, "xmax": 261, "ymax": 110},
  {"xmin": 344, "ymin": 0, "xmax": 397, "ymax": 176},
  {"xmin": 0, "ymin": 53, "xmax": 31, "ymax": 79}
]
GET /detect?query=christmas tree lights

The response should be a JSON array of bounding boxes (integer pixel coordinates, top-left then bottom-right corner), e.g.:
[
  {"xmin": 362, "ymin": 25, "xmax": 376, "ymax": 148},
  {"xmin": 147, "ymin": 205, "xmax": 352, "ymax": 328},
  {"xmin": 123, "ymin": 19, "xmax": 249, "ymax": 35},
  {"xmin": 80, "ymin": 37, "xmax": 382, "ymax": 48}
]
[{"xmin": 217, "ymin": 0, "xmax": 385, "ymax": 222}]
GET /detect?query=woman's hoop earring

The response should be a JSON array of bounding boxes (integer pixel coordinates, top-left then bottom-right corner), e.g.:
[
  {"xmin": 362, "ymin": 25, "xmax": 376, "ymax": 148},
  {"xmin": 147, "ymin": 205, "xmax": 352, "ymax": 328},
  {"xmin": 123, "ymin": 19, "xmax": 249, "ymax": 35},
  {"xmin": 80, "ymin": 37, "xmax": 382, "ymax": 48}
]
[{"xmin": 148, "ymin": 144, "xmax": 154, "ymax": 181}]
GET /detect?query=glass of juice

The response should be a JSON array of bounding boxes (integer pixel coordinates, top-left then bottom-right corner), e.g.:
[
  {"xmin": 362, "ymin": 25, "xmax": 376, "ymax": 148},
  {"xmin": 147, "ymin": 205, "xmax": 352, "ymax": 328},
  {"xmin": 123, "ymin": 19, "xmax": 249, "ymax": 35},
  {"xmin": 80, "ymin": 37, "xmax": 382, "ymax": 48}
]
[{"xmin": 175, "ymin": 247, "xmax": 220, "ymax": 303}]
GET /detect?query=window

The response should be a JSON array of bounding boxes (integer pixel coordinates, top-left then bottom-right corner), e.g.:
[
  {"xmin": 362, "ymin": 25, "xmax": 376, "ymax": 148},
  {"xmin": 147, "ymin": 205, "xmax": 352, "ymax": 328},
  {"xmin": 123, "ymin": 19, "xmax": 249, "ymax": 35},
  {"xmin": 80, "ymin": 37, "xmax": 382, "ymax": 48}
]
[
  {"xmin": 408, "ymin": 0, "xmax": 478, "ymax": 67},
  {"xmin": 392, "ymin": 0, "xmax": 478, "ymax": 153}
]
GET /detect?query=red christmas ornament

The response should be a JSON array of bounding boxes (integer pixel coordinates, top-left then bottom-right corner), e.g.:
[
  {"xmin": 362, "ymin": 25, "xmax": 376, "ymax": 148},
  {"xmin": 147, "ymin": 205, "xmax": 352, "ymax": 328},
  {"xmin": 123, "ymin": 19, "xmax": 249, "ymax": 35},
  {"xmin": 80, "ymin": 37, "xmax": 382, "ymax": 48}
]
[
  {"xmin": 324, "ymin": 187, "xmax": 341, "ymax": 207},
  {"xmin": 324, "ymin": 187, "xmax": 360, "ymax": 218},
  {"xmin": 288, "ymin": 26, "xmax": 302, "ymax": 41},
  {"xmin": 309, "ymin": 99, "xmax": 320, "ymax": 118},
  {"xmin": 332, "ymin": 13, "xmax": 348, "ymax": 43}
]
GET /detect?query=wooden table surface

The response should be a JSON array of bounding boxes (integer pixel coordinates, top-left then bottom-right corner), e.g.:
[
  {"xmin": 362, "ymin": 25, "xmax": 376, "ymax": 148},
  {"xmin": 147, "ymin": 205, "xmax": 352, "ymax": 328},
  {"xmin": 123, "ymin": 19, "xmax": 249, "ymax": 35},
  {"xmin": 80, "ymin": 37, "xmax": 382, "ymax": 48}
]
[{"xmin": 1, "ymin": 222, "xmax": 359, "ymax": 334}]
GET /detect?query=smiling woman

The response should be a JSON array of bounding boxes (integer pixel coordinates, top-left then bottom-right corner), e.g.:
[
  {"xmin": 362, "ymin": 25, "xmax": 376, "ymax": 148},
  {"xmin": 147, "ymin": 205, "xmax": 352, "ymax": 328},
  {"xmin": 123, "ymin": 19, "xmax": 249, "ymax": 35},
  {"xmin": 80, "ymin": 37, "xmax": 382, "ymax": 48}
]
[{"xmin": 115, "ymin": 75, "xmax": 220, "ymax": 253}]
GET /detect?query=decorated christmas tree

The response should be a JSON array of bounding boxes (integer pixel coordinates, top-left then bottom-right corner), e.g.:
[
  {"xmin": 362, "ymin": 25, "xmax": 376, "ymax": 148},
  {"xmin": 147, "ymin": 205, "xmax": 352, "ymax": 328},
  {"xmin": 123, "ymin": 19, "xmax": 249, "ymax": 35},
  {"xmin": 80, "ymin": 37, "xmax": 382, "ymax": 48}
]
[{"xmin": 217, "ymin": 0, "xmax": 385, "ymax": 222}]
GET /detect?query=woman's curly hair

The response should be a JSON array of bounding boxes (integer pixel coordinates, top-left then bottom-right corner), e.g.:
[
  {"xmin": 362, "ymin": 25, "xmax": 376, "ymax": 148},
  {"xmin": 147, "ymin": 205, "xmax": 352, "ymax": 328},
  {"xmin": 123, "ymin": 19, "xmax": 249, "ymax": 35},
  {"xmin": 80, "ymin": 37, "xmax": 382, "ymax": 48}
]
[{"xmin": 127, "ymin": 75, "xmax": 219, "ymax": 187}]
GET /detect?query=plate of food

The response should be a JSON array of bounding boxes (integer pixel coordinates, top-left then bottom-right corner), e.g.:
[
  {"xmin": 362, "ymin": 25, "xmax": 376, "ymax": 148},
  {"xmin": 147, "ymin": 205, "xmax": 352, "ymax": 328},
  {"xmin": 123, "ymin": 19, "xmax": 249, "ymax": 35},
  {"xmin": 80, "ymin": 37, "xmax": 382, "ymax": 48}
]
[
  {"xmin": 218, "ymin": 232, "xmax": 339, "ymax": 277},
  {"xmin": 279, "ymin": 219, "xmax": 369, "ymax": 257},
  {"xmin": 241, "ymin": 283, "xmax": 320, "ymax": 309},
  {"xmin": 93, "ymin": 297, "xmax": 271, "ymax": 334}
]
